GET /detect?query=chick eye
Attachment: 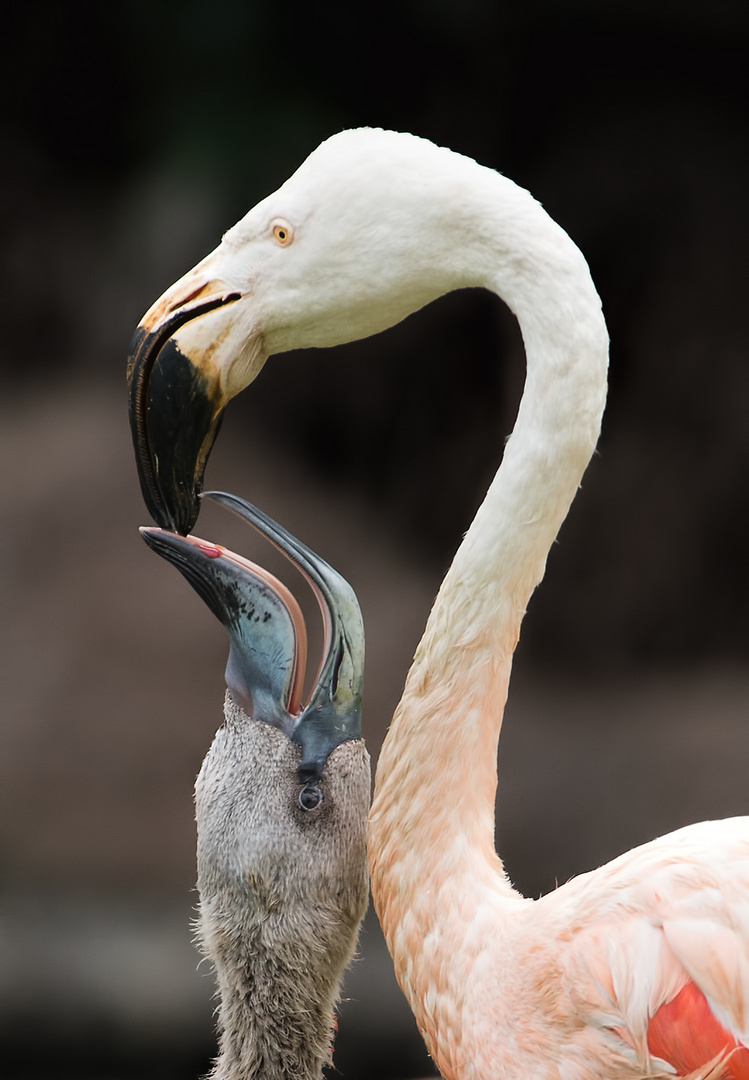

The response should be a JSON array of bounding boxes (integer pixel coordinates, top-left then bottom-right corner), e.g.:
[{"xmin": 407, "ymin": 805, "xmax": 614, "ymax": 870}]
[
  {"xmin": 299, "ymin": 783, "xmax": 322, "ymax": 811},
  {"xmin": 272, "ymin": 221, "xmax": 293, "ymax": 246}
]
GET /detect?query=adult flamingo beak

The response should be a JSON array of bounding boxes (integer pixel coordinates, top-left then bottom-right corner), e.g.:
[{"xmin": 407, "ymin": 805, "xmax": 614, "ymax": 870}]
[
  {"xmin": 127, "ymin": 255, "xmax": 264, "ymax": 535},
  {"xmin": 140, "ymin": 492, "xmax": 365, "ymax": 787}
]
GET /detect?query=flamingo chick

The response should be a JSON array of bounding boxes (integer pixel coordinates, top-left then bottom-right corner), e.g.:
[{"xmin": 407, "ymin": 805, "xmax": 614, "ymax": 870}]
[
  {"xmin": 128, "ymin": 129, "xmax": 749, "ymax": 1080},
  {"xmin": 141, "ymin": 492, "xmax": 369, "ymax": 1080}
]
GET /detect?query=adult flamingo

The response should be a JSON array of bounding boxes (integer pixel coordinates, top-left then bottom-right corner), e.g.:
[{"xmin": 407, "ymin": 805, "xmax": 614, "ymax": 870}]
[{"xmin": 127, "ymin": 129, "xmax": 749, "ymax": 1080}]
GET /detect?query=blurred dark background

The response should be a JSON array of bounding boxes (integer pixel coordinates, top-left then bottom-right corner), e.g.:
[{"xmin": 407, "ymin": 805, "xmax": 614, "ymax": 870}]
[{"xmin": 2, "ymin": 2, "xmax": 748, "ymax": 1077}]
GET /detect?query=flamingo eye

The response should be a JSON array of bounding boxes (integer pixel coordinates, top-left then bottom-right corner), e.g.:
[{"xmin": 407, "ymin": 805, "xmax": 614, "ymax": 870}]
[
  {"xmin": 299, "ymin": 784, "xmax": 322, "ymax": 811},
  {"xmin": 272, "ymin": 221, "xmax": 294, "ymax": 246}
]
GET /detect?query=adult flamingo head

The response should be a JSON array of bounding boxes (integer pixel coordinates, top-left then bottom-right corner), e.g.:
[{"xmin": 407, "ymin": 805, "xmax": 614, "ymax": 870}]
[{"xmin": 126, "ymin": 128, "xmax": 585, "ymax": 533}]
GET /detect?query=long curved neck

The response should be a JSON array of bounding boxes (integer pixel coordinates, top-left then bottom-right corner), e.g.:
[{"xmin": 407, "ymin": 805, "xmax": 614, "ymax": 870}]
[{"xmin": 368, "ymin": 177, "xmax": 608, "ymax": 1050}]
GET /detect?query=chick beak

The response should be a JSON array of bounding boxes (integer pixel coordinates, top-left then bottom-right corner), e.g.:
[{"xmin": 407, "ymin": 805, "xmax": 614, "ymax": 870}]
[
  {"xmin": 202, "ymin": 492, "xmax": 365, "ymax": 785},
  {"xmin": 126, "ymin": 261, "xmax": 244, "ymax": 535},
  {"xmin": 140, "ymin": 492, "xmax": 365, "ymax": 786},
  {"xmin": 140, "ymin": 526, "xmax": 307, "ymax": 732}
]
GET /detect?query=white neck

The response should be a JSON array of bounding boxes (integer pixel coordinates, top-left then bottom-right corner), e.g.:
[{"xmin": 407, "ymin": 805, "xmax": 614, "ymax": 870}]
[{"xmin": 368, "ymin": 177, "xmax": 608, "ymax": 1060}]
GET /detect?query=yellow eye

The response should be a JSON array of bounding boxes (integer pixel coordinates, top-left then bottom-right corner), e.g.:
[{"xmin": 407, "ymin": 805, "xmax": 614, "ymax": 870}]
[{"xmin": 272, "ymin": 221, "xmax": 293, "ymax": 246}]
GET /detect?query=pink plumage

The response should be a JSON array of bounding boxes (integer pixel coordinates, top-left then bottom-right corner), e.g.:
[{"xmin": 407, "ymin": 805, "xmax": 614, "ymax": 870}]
[{"xmin": 352, "ymin": 132, "xmax": 749, "ymax": 1080}]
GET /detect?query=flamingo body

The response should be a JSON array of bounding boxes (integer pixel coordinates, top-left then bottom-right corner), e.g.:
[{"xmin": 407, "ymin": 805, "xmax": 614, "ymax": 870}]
[
  {"xmin": 483, "ymin": 819, "xmax": 749, "ymax": 1080},
  {"xmin": 127, "ymin": 128, "xmax": 749, "ymax": 1080},
  {"xmin": 372, "ymin": 638, "xmax": 749, "ymax": 1080}
]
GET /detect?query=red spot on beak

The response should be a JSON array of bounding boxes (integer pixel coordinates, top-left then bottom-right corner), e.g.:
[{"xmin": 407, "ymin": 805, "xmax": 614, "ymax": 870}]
[{"xmin": 197, "ymin": 542, "xmax": 223, "ymax": 559}]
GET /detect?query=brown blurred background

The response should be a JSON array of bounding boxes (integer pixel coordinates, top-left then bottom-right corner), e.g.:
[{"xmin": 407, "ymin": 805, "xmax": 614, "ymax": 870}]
[{"xmin": 2, "ymin": 2, "xmax": 748, "ymax": 1077}]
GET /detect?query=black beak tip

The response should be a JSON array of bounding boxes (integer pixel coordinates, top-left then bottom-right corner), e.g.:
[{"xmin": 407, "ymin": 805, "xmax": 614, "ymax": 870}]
[
  {"xmin": 139, "ymin": 524, "xmax": 174, "ymax": 555},
  {"xmin": 128, "ymin": 281, "xmax": 238, "ymax": 537},
  {"xmin": 134, "ymin": 464, "xmax": 199, "ymax": 535},
  {"xmin": 162, "ymin": 491, "xmax": 200, "ymax": 536},
  {"xmin": 128, "ymin": 339, "xmax": 223, "ymax": 535}
]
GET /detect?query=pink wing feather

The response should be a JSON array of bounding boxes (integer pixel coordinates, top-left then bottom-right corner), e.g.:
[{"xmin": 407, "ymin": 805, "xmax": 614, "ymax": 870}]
[{"xmin": 553, "ymin": 818, "xmax": 749, "ymax": 1077}]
